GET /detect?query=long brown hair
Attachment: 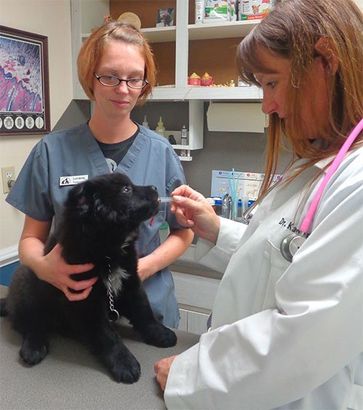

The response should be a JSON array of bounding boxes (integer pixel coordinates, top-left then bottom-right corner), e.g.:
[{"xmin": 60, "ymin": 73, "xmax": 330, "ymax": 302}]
[
  {"xmin": 237, "ymin": 0, "xmax": 363, "ymax": 196},
  {"xmin": 77, "ymin": 21, "xmax": 156, "ymax": 105}
]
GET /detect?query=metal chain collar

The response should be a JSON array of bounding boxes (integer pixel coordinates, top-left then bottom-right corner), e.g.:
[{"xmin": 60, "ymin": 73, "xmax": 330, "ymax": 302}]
[{"xmin": 105, "ymin": 256, "xmax": 120, "ymax": 322}]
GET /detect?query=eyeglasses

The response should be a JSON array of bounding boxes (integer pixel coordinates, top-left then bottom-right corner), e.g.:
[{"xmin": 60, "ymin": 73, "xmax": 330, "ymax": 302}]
[{"xmin": 94, "ymin": 74, "xmax": 148, "ymax": 89}]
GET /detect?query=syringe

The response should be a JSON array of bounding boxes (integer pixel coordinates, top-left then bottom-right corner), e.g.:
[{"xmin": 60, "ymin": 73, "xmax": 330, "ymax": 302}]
[
  {"xmin": 158, "ymin": 197, "xmax": 174, "ymax": 204},
  {"xmin": 159, "ymin": 196, "xmax": 216, "ymax": 204}
]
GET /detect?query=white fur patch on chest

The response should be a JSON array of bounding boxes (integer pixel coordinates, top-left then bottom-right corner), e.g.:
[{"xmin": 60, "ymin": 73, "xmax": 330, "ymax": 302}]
[{"xmin": 103, "ymin": 267, "xmax": 129, "ymax": 296}]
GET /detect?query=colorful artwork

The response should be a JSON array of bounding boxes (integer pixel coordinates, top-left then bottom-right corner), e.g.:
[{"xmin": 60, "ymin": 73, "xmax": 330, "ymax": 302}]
[{"xmin": 0, "ymin": 26, "xmax": 50, "ymax": 135}]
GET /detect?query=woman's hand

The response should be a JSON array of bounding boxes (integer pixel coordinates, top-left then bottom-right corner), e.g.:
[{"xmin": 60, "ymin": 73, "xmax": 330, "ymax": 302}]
[
  {"xmin": 37, "ymin": 244, "xmax": 97, "ymax": 301},
  {"xmin": 137, "ymin": 255, "xmax": 155, "ymax": 282},
  {"xmin": 154, "ymin": 355, "xmax": 177, "ymax": 391},
  {"xmin": 19, "ymin": 216, "xmax": 96, "ymax": 301},
  {"xmin": 137, "ymin": 228, "xmax": 194, "ymax": 281},
  {"xmin": 171, "ymin": 185, "xmax": 220, "ymax": 244}
]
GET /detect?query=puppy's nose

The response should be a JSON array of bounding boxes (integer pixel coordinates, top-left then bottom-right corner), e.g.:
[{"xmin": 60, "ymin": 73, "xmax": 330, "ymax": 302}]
[{"xmin": 151, "ymin": 185, "xmax": 158, "ymax": 191}]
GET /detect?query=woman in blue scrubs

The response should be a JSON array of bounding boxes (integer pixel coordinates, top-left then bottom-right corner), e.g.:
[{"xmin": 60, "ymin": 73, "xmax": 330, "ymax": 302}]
[{"xmin": 6, "ymin": 21, "xmax": 193, "ymax": 328}]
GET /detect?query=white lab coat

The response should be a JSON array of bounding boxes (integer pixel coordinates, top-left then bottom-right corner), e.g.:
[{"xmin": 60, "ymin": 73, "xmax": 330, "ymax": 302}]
[{"xmin": 165, "ymin": 146, "xmax": 363, "ymax": 410}]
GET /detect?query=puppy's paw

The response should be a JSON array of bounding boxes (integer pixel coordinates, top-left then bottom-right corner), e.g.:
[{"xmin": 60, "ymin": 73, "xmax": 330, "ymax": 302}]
[
  {"xmin": 20, "ymin": 338, "xmax": 48, "ymax": 365},
  {"xmin": 142, "ymin": 324, "xmax": 177, "ymax": 348},
  {"xmin": 109, "ymin": 351, "xmax": 141, "ymax": 384}
]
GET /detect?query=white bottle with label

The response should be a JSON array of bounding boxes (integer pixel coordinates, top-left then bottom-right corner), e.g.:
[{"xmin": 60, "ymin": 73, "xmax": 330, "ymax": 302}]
[
  {"xmin": 195, "ymin": 0, "xmax": 205, "ymax": 24},
  {"xmin": 180, "ymin": 125, "xmax": 188, "ymax": 157}
]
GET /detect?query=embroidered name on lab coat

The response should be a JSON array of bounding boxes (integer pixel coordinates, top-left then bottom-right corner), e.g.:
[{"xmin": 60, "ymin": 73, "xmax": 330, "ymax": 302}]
[
  {"xmin": 279, "ymin": 217, "xmax": 308, "ymax": 237},
  {"xmin": 59, "ymin": 175, "xmax": 88, "ymax": 186}
]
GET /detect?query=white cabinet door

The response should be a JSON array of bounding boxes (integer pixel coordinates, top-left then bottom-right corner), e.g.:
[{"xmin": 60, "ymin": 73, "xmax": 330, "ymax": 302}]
[
  {"xmin": 172, "ymin": 271, "xmax": 219, "ymax": 335},
  {"xmin": 178, "ymin": 308, "xmax": 209, "ymax": 335},
  {"xmin": 178, "ymin": 308, "xmax": 188, "ymax": 332},
  {"xmin": 187, "ymin": 310, "xmax": 210, "ymax": 335},
  {"xmin": 172, "ymin": 271, "xmax": 220, "ymax": 311}
]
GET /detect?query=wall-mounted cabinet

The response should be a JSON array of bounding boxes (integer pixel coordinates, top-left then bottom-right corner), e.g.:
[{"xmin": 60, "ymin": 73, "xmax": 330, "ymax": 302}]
[
  {"xmin": 70, "ymin": 0, "xmax": 265, "ymax": 160},
  {"xmin": 71, "ymin": 0, "xmax": 262, "ymax": 101}
]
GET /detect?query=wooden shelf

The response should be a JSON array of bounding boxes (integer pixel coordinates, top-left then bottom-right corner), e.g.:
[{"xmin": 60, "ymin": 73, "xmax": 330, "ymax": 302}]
[
  {"xmin": 188, "ymin": 20, "xmax": 260, "ymax": 41},
  {"xmin": 149, "ymin": 87, "xmax": 187, "ymax": 101},
  {"xmin": 185, "ymin": 85, "xmax": 262, "ymax": 100},
  {"xmin": 82, "ymin": 26, "xmax": 177, "ymax": 43},
  {"xmin": 149, "ymin": 85, "xmax": 262, "ymax": 101},
  {"xmin": 141, "ymin": 26, "xmax": 176, "ymax": 43},
  {"xmin": 142, "ymin": 20, "xmax": 261, "ymax": 43}
]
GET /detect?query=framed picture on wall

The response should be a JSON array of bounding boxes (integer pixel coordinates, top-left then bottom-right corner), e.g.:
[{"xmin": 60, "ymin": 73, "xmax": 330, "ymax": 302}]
[{"xmin": 0, "ymin": 25, "xmax": 50, "ymax": 135}]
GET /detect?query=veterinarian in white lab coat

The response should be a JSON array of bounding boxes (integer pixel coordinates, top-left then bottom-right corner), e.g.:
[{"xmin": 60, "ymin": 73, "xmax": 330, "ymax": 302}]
[
  {"xmin": 6, "ymin": 21, "xmax": 193, "ymax": 328},
  {"xmin": 154, "ymin": 0, "xmax": 363, "ymax": 408}
]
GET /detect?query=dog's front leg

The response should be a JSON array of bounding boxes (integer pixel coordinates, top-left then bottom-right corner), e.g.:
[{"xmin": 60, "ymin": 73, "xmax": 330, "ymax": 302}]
[
  {"xmin": 90, "ymin": 322, "xmax": 141, "ymax": 384},
  {"xmin": 118, "ymin": 283, "xmax": 177, "ymax": 348},
  {"xmin": 14, "ymin": 310, "xmax": 50, "ymax": 365},
  {"xmin": 20, "ymin": 332, "xmax": 49, "ymax": 365}
]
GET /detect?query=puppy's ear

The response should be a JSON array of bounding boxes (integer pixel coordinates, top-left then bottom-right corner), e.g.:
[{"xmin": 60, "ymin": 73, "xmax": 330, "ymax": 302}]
[
  {"xmin": 93, "ymin": 197, "xmax": 121, "ymax": 223},
  {"xmin": 67, "ymin": 183, "xmax": 90, "ymax": 216}
]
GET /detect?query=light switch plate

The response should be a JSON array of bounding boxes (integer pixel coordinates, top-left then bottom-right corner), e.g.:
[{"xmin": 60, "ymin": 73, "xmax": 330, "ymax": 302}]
[{"xmin": 1, "ymin": 166, "xmax": 15, "ymax": 194}]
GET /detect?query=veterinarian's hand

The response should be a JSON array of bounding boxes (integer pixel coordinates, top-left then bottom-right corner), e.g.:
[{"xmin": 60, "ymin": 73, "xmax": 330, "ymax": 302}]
[
  {"xmin": 154, "ymin": 355, "xmax": 177, "ymax": 391},
  {"xmin": 171, "ymin": 185, "xmax": 220, "ymax": 244},
  {"xmin": 39, "ymin": 244, "xmax": 97, "ymax": 301}
]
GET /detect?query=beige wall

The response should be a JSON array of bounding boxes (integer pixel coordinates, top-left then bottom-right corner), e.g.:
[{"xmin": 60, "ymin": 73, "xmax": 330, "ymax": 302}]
[{"xmin": 0, "ymin": 0, "xmax": 73, "ymax": 251}]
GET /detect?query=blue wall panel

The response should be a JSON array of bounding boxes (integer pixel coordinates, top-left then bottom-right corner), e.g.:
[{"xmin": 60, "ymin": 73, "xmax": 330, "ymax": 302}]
[{"xmin": 0, "ymin": 262, "xmax": 19, "ymax": 286}]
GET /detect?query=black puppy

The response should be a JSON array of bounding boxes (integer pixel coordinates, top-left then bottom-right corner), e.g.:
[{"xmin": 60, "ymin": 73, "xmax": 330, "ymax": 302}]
[{"xmin": 0, "ymin": 173, "xmax": 177, "ymax": 383}]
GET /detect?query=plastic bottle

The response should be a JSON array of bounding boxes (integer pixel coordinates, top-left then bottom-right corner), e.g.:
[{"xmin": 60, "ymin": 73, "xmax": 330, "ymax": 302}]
[
  {"xmin": 235, "ymin": 199, "xmax": 243, "ymax": 221},
  {"xmin": 180, "ymin": 125, "xmax": 188, "ymax": 157},
  {"xmin": 221, "ymin": 193, "xmax": 232, "ymax": 219},
  {"xmin": 210, "ymin": 197, "xmax": 222, "ymax": 216},
  {"xmin": 195, "ymin": 0, "xmax": 205, "ymax": 24},
  {"xmin": 155, "ymin": 116, "xmax": 166, "ymax": 137},
  {"xmin": 142, "ymin": 115, "xmax": 150, "ymax": 129}
]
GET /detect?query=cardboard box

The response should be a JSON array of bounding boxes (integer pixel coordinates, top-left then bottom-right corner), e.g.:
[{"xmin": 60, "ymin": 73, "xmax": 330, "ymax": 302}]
[{"xmin": 238, "ymin": 0, "xmax": 274, "ymax": 20}]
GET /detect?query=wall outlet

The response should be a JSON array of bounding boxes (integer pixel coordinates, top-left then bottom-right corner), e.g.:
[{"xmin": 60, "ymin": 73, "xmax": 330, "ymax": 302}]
[{"xmin": 1, "ymin": 166, "xmax": 15, "ymax": 194}]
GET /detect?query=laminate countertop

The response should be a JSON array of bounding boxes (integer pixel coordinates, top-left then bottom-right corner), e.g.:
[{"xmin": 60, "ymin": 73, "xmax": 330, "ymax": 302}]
[{"xmin": 0, "ymin": 285, "xmax": 199, "ymax": 410}]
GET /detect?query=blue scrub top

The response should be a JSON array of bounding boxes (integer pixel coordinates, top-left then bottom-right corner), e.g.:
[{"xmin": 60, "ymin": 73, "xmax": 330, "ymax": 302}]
[{"xmin": 7, "ymin": 123, "xmax": 187, "ymax": 328}]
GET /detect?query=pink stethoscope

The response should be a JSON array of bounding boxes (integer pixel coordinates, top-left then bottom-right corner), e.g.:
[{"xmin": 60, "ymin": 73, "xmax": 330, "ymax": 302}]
[{"xmin": 278, "ymin": 119, "xmax": 363, "ymax": 261}]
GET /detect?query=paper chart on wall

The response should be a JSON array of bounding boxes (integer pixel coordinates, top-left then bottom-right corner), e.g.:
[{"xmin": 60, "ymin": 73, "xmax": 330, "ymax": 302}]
[{"xmin": 211, "ymin": 170, "xmax": 265, "ymax": 201}]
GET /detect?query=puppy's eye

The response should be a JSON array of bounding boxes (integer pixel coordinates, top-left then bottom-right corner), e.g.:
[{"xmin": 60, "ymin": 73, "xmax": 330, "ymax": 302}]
[{"xmin": 121, "ymin": 185, "xmax": 132, "ymax": 194}]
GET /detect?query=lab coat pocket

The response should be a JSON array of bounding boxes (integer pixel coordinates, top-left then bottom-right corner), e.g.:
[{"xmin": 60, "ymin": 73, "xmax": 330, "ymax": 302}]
[{"xmin": 260, "ymin": 235, "xmax": 291, "ymax": 310}]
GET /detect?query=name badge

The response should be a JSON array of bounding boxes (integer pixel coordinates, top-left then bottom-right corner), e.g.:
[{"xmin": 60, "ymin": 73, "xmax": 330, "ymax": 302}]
[{"xmin": 59, "ymin": 175, "xmax": 88, "ymax": 186}]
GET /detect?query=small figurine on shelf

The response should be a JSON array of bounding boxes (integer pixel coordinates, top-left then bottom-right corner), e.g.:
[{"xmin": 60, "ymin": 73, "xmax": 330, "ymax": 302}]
[
  {"xmin": 201, "ymin": 72, "xmax": 214, "ymax": 86},
  {"xmin": 156, "ymin": 8, "xmax": 175, "ymax": 27},
  {"xmin": 188, "ymin": 72, "xmax": 201, "ymax": 86}
]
